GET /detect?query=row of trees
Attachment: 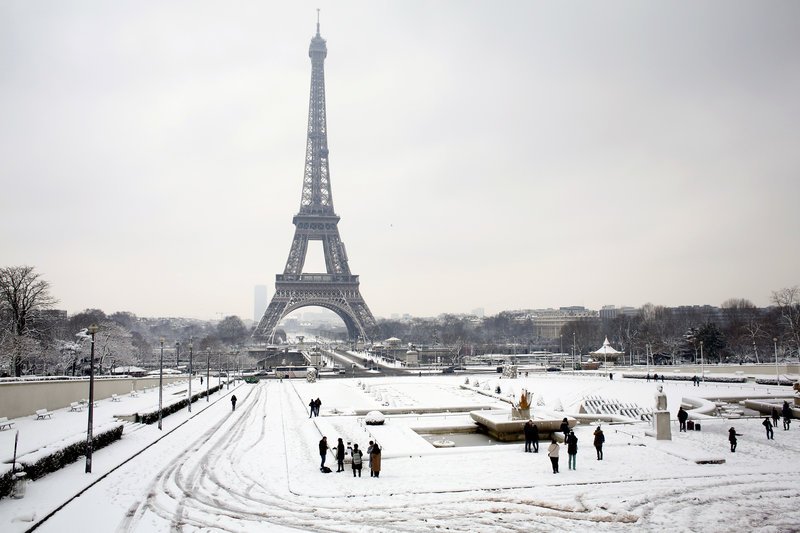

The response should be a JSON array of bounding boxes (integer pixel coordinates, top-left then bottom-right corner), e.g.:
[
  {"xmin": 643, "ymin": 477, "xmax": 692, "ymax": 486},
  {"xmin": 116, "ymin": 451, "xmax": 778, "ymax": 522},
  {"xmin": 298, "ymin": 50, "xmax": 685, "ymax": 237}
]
[{"xmin": 0, "ymin": 266, "xmax": 254, "ymax": 377}]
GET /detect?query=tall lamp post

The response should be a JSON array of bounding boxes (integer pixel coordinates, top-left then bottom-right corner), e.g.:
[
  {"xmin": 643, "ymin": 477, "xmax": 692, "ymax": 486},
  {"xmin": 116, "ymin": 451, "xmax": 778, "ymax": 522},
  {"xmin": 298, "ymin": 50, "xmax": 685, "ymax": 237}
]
[
  {"xmin": 700, "ymin": 340, "xmax": 704, "ymax": 383},
  {"xmin": 773, "ymin": 337, "xmax": 779, "ymax": 385},
  {"xmin": 85, "ymin": 324, "xmax": 99, "ymax": 473},
  {"xmin": 206, "ymin": 348, "xmax": 210, "ymax": 402},
  {"xmin": 175, "ymin": 341, "xmax": 181, "ymax": 369},
  {"xmin": 187, "ymin": 339, "xmax": 193, "ymax": 413},
  {"xmin": 560, "ymin": 334, "xmax": 563, "ymax": 368},
  {"xmin": 158, "ymin": 338, "xmax": 164, "ymax": 430}
]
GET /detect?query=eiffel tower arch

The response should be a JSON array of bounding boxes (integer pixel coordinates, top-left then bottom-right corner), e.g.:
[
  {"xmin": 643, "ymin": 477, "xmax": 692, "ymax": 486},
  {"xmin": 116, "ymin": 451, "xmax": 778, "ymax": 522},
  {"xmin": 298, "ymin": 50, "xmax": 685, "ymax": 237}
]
[{"xmin": 254, "ymin": 18, "xmax": 377, "ymax": 342}]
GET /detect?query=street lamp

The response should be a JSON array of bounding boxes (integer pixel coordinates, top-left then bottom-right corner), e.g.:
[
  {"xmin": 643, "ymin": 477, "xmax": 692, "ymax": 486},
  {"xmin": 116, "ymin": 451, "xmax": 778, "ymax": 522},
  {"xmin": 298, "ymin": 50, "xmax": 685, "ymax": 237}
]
[
  {"xmin": 187, "ymin": 339, "xmax": 193, "ymax": 413},
  {"xmin": 700, "ymin": 340, "xmax": 704, "ymax": 383},
  {"xmin": 773, "ymin": 337, "xmax": 779, "ymax": 385},
  {"xmin": 572, "ymin": 332, "xmax": 576, "ymax": 370},
  {"xmin": 206, "ymin": 348, "xmax": 210, "ymax": 402},
  {"xmin": 175, "ymin": 341, "xmax": 181, "ymax": 369},
  {"xmin": 559, "ymin": 334, "xmax": 563, "ymax": 368},
  {"xmin": 158, "ymin": 338, "xmax": 164, "ymax": 430},
  {"xmin": 85, "ymin": 324, "xmax": 99, "ymax": 473}
]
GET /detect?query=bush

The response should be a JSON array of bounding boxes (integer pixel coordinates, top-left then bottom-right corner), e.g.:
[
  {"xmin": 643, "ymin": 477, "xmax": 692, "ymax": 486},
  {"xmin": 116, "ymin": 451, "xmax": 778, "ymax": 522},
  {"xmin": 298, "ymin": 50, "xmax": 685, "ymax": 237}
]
[
  {"xmin": 621, "ymin": 374, "xmax": 746, "ymax": 384},
  {"xmin": 755, "ymin": 377, "xmax": 796, "ymax": 386},
  {"xmin": 136, "ymin": 383, "xmax": 224, "ymax": 424},
  {"xmin": 22, "ymin": 425, "xmax": 124, "ymax": 481},
  {"xmin": 0, "ymin": 467, "xmax": 13, "ymax": 499}
]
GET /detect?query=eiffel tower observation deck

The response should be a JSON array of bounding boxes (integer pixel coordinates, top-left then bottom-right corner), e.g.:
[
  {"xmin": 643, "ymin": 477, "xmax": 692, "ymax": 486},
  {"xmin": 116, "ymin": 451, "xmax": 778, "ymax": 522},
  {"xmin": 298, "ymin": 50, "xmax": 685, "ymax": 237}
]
[{"xmin": 254, "ymin": 16, "xmax": 377, "ymax": 342}]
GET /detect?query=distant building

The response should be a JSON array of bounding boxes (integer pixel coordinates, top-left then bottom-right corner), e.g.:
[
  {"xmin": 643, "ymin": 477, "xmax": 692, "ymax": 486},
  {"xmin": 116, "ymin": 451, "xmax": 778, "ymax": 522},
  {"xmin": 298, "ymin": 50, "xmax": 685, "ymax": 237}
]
[
  {"xmin": 531, "ymin": 307, "xmax": 599, "ymax": 340},
  {"xmin": 254, "ymin": 285, "xmax": 268, "ymax": 323}
]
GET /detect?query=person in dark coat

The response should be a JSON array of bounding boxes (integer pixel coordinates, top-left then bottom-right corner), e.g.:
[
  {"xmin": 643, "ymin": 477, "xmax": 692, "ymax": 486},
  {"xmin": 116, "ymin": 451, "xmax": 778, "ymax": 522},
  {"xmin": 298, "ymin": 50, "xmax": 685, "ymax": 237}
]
[
  {"xmin": 782, "ymin": 400, "xmax": 792, "ymax": 430},
  {"xmin": 677, "ymin": 407, "xmax": 688, "ymax": 432},
  {"xmin": 351, "ymin": 444, "xmax": 363, "ymax": 477},
  {"xmin": 593, "ymin": 426, "xmax": 605, "ymax": 460},
  {"xmin": 763, "ymin": 417, "xmax": 774, "ymax": 440},
  {"xmin": 309, "ymin": 398, "xmax": 315, "ymax": 418},
  {"xmin": 653, "ymin": 373, "xmax": 659, "ymax": 382},
  {"xmin": 230, "ymin": 394, "xmax": 237, "ymax": 411},
  {"xmin": 523, "ymin": 420, "xmax": 535, "ymax": 453},
  {"xmin": 336, "ymin": 438, "xmax": 346, "ymax": 472},
  {"xmin": 319, "ymin": 436, "xmax": 328, "ymax": 469},
  {"xmin": 547, "ymin": 438, "xmax": 560, "ymax": 474},
  {"xmin": 314, "ymin": 398, "xmax": 322, "ymax": 417},
  {"xmin": 771, "ymin": 407, "xmax": 780, "ymax": 428},
  {"xmin": 531, "ymin": 423, "xmax": 539, "ymax": 453},
  {"xmin": 728, "ymin": 427, "xmax": 741, "ymax": 452},
  {"xmin": 566, "ymin": 431, "xmax": 578, "ymax": 470},
  {"xmin": 692, "ymin": 375, "xmax": 699, "ymax": 386},
  {"xmin": 646, "ymin": 373, "xmax": 651, "ymax": 382},
  {"xmin": 560, "ymin": 418, "xmax": 570, "ymax": 442}
]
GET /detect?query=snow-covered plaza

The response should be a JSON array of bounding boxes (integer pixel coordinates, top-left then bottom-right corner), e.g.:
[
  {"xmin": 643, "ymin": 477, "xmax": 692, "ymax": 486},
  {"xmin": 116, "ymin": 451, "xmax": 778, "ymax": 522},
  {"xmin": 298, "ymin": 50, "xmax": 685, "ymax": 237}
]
[{"xmin": 2, "ymin": 373, "xmax": 799, "ymax": 532}]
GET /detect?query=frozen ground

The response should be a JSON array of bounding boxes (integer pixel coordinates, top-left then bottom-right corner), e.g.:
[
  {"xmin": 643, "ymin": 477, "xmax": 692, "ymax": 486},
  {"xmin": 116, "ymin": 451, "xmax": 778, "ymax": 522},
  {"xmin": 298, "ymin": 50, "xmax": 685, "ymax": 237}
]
[{"xmin": 1, "ymin": 374, "xmax": 799, "ymax": 532}]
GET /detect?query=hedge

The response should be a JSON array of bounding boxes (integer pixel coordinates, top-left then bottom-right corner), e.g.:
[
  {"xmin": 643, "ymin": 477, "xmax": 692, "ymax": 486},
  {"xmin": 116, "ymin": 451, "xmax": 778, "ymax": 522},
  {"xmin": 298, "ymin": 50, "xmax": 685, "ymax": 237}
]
[
  {"xmin": 754, "ymin": 377, "xmax": 797, "ymax": 386},
  {"xmin": 136, "ymin": 383, "xmax": 224, "ymax": 424},
  {"xmin": 0, "ymin": 424, "xmax": 124, "ymax": 500},
  {"xmin": 622, "ymin": 374, "xmax": 747, "ymax": 384}
]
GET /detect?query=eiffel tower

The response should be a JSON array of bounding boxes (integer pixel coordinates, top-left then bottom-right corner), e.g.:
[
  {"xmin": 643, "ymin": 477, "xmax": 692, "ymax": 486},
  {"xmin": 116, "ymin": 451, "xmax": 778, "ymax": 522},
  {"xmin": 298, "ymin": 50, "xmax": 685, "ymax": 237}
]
[{"xmin": 254, "ymin": 17, "xmax": 377, "ymax": 342}]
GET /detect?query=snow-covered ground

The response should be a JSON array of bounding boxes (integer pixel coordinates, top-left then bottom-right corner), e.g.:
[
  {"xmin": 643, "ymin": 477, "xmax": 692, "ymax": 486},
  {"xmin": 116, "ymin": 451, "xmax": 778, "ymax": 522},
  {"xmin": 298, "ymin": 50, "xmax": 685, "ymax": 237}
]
[{"xmin": 1, "ymin": 374, "xmax": 799, "ymax": 532}]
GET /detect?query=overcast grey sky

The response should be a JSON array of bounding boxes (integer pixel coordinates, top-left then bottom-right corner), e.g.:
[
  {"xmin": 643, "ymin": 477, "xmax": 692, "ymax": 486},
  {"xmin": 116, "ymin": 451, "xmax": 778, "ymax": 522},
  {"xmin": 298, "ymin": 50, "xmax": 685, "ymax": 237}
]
[{"xmin": 1, "ymin": 1, "xmax": 798, "ymax": 321}]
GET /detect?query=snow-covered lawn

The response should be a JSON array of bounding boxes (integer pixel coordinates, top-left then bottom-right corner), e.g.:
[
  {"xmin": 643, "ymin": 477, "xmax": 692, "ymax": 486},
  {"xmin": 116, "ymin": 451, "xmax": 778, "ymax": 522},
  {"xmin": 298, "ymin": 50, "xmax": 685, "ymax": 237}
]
[{"xmin": 1, "ymin": 374, "xmax": 798, "ymax": 532}]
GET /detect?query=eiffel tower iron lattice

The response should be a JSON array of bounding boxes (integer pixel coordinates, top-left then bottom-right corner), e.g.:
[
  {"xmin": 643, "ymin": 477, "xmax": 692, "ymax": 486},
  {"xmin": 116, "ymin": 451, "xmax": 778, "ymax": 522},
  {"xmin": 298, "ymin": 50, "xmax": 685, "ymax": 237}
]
[{"xmin": 254, "ymin": 19, "xmax": 376, "ymax": 342}]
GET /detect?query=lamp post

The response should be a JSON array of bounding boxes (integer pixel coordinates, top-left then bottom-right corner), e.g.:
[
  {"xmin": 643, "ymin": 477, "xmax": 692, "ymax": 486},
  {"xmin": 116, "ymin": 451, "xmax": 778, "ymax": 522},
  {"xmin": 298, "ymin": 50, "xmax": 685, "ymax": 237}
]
[
  {"xmin": 226, "ymin": 354, "xmax": 230, "ymax": 389},
  {"xmin": 559, "ymin": 334, "xmax": 563, "ymax": 368},
  {"xmin": 85, "ymin": 324, "xmax": 99, "ymax": 473},
  {"xmin": 646, "ymin": 343, "xmax": 650, "ymax": 375},
  {"xmin": 218, "ymin": 351, "xmax": 222, "ymax": 389},
  {"xmin": 773, "ymin": 337, "xmax": 779, "ymax": 385},
  {"xmin": 175, "ymin": 341, "xmax": 181, "ymax": 369},
  {"xmin": 158, "ymin": 338, "xmax": 164, "ymax": 430},
  {"xmin": 206, "ymin": 348, "xmax": 210, "ymax": 402},
  {"xmin": 187, "ymin": 340, "xmax": 193, "ymax": 413},
  {"xmin": 700, "ymin": 340, "xmax": 704, "ymax": 383},
  {"xmin": 572, "ymin": 332, "xmax": 576, "ymax": 370}
]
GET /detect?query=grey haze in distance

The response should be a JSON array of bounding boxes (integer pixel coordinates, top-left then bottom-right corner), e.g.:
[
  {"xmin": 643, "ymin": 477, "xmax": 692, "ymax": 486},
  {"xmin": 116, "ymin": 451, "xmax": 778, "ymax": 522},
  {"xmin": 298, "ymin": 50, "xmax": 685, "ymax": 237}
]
[{"xmin": 1, "ymin": 1, "xmax": 798, "ymax": 321}]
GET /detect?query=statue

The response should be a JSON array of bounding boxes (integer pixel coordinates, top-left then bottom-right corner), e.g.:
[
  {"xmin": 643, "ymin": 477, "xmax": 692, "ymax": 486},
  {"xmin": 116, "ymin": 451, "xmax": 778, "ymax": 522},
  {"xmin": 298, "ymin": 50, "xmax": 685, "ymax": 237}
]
[
  {"xmin": 654, "ymin": 385, "xmax": 667, "ymax": 411},
  {"xmin": 512, "ymin": 389, "xmax": 532, "ymax": 420}
]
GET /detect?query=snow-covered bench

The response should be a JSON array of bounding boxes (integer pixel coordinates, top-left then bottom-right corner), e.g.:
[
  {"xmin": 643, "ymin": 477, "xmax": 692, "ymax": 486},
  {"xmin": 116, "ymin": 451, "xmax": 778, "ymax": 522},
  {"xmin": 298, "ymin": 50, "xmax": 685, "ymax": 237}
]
[
  {"xmin": 35, "ymin": 409, "xmax": 53, "ymax": 420},
  {"xmin": 0, "ymin": 417, "xmax": 15, "ymax": 430},
  {"xmin": 111, "ymin": 394, "xmax": 121, "ymax": 402},
  {"xmin": 69, "ymin": 402, "xmax": 84, "ymax": 412}
]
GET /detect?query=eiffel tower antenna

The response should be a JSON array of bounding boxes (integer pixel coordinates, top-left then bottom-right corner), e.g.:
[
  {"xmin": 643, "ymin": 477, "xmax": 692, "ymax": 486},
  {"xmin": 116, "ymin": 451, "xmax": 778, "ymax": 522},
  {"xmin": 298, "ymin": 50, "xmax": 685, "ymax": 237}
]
[{"xmin": 254, "ymin": 20, "xmax": 376, "ymax": 342}]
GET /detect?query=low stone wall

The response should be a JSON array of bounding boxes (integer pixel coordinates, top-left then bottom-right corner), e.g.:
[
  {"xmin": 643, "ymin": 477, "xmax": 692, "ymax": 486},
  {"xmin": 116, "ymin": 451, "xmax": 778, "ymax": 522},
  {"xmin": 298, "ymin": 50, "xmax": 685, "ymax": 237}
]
[{"xmin": 0, "ymin": 376, "xmax": 187, "ymax": 419}]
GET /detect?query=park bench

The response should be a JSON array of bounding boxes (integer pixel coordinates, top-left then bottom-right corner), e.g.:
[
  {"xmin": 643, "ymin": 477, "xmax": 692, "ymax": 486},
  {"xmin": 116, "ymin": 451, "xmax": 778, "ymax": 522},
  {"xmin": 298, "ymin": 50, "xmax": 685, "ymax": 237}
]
[
  {"xmin": 111, "ymin": 394, "xmax": 121, "ymax": 402},
  {"xmin": 35, "ymin": 409, "xmax": 53, "ymax": 420},
  {"xmin": 69, "ymin": 402, "xmax": 84, "ymax": 412},
  {"xmin": 0, "ymin": 417, "xmax": 15, "ymax": 430},
  {"xmin": 130, "ymin": 390, "xmax": 139, "ymax": 397}
]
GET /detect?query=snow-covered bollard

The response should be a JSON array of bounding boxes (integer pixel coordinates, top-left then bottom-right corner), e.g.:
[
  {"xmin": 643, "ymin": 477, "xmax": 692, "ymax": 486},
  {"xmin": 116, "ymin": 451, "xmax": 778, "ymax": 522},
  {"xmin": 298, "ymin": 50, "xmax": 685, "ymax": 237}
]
[
  {"xmin": 365, "ymin": 411, "xmax": 385, "ymax": 426},
  {"xmin": 464, "ymin": 377, "xmax": 470, "ymax": 385},
  {"xmin": 11, "ymin": 471, "xmax": 27, "ymax": 499}
]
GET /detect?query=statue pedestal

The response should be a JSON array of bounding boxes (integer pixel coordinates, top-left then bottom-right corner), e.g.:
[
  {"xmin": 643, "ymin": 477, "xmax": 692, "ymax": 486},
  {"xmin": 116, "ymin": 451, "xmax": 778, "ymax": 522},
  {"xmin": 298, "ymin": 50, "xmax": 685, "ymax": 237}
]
[
  {"xmin": 645, "ymin": 410, "xmax": 672, "ymax": 440},
  {"xmin": 512, "ymin": 408, "xmax": 530, "ymax": 420}
]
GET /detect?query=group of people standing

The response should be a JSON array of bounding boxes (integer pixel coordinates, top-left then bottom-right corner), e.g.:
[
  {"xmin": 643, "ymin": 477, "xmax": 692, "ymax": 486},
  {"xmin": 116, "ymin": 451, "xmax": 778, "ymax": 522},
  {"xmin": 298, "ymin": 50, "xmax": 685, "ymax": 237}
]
[
  {"xmin": 308, "ymin": 397, "xmax": 322, "ymax": 418},
  {"xmin": 319, "ymin": 436, "xmax": 382, "ymax": 477},
  {"xmin": 539, "ymin": 420, "xmax": 605, "ymax": 474},
  {"xmin": 762, "ymin": 400, "xmax": 793, "ymax": 440}
]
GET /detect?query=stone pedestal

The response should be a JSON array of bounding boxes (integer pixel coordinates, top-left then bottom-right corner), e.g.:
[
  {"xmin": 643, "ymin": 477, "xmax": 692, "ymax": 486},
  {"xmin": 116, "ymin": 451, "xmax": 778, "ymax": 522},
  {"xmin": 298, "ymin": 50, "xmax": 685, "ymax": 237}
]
[{"xmin": 653, "ymin": 410, "xmax": 672, "ymax": 440}]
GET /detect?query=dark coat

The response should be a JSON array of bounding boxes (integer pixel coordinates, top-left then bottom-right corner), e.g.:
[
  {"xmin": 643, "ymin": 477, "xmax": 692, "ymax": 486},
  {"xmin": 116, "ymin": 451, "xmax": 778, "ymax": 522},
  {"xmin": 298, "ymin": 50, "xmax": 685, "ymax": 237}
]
[
  {"xmin": 531, "ymin": 424, "xmax": 539, "ymax": 439},
  {"xmin": 231, "ymin": 395, "xmax": 237, "ymax": 403},
  {"xmin": 336, "ymin": 442, "xmax": 345, "ymax": 460},
  {"xmin": 560, "ymin": 421, "xmax": 570, "ymax": 435},
  {"xmin": 782, "ymin": 402, "xmax": 792, "ymax": 419},
  {"xmin": 523, "ymin": 422, "xmax": 535, "ymax": 439},
  {"xmin": 370, "ymin": 446, "xmax": 382, "ymax": 472},
  {"xmin": 677, "ymin": 408, "xmax": 688, "ymax": 422},
  {"xmin": 763, "ymin": 418, "xmax": 773, "ymax": 429},
  {"xmin": 593, "ymin": 429, "xmax": 605, "ymax": 447},
  {"xmin": 319, "ymin": 438, "xmax": 328, "ymax": 455},
  {"xmin": 728, "ymin": 428, "xmax": 738, "ymax": 443},
  {"xmin": 567, "ymin": 433, "xmax": 578, "ymax": 454}
]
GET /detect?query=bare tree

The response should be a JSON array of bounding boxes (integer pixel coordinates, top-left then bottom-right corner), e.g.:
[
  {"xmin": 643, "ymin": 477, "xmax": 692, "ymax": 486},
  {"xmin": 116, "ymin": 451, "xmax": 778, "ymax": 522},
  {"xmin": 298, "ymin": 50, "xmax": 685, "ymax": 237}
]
[
  {"xmin": 0, "ymin": 266, "xmax": 57, "ymax": 376},
  {"xmin": 771, "ymin": 286, "xmax": 800, "ymax": 358}
]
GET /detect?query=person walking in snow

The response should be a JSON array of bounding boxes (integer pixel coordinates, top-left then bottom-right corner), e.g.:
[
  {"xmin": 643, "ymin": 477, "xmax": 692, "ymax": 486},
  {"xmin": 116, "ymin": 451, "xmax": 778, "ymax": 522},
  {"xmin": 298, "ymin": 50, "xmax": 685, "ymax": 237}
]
[
  {"xmin": 319, "ymin": 436, "xmax": 328, "ymax": 469},
  {"xmin": 336, "ymin": 438, "xmax": 346, "ymax": 472},
  {"xmin": 593, "ymin": 426, "xmax": 605, "ymax": 460},
  {"xmin": 782, "ymin": 400, "xmax": 792, "ymax": 430},
  {"xmin": 692, "ymin": 375, "xmax": 699, "ymax": 386},
  {"xmin": 230, "ymin": 394, "xmax": 237, "ymax": 411},
  {"xmin": 677, "ymin": 407, "xmax": 688, "ymax": 432},
  {"xmin": 560, "ymin": 418, "xmax": 570, "ymax": 442},
  {"xmin": 728, "ymin": 427, "xmax": 741, "ymax": 452},
  {"xmin": 547, "ymin": 438, "xmax": 560, "ymax": 474},
  {"xmin": 763, "ymin": 417, "xmax": 774, "ymax": 440},
  {"xmin": 566, "ymin": 430, "xmax": 578, "ymax": 470},
  {"xmin": 524, "ymin": 420, "xmax": 535, "ymax": 453},
  {"xmin": 314, "ymin": 398, "xmax": 322, "ymax": 417},
  {"xmin": 309, "ymin": 398, "xmax": 315, "ymax": 418},
  {"xmin": 370, "ymin": 442, "xmax": 382, "ymax": 478},
  {"xmin": 351, "ymin": 444, "xmax": 363, "ymax": 477},
  {"xmin": 531, "ymin": 423, "xmax": 539, "ymax": 453},
  {"xmin": 771, "ymin": 407, "xmax": 780, "ymax": 428}
]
